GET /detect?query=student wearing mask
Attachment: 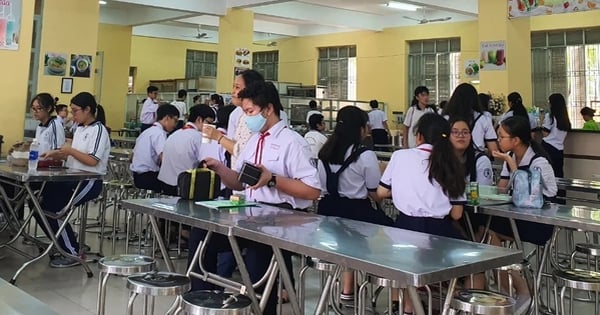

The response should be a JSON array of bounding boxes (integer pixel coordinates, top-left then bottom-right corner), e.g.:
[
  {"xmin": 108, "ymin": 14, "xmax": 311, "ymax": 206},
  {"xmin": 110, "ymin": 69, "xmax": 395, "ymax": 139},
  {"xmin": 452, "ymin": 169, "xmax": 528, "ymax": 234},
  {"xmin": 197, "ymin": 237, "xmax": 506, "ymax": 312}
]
[
  {"xmin": 41, "ymin": 92, "xmax": 110, "ymax": 268},
  {"xmin": 368, "ymin": 99, "xmax": 390, "ymax": 147},
  {"xmin": 402, "ymin": 86, "xmax": 434, "ymax": 148},
  {"xmin": 170, "ymin": 89, "xmax": 188, "ymax": 130},
  {"xmin": 30, "ymin": 93, "xmax": 66, "ymax": 155},
  {"xmin": 304, "ymin": 113, "xmax": 328, "ymax": 158},
  {"xmin": 140, "ymin": 85, "xmax": 159, "ymax": 132},
  {"xmin": 130, "ymin": 104, "xmax": 179, "ymax": 193}
]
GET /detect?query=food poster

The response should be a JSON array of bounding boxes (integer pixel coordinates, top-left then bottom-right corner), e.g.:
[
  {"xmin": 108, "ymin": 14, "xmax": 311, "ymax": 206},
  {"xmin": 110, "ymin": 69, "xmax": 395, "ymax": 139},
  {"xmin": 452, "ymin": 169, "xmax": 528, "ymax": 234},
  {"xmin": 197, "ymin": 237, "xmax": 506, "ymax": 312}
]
[
  {"xmin": 464, "ymin": 59, "xmax": 480, "ymax": 79},
  {"xmin": 480, "ymin": 41, "xmax": 506, "ymax": 71},
  {"xmin": 44, "ymin": 52, "xmax": 67, "ymax": 76},
  {"xmin": 70, "ymin": 54, "xmax": 92, "ymax": 78},
  {"xmin": 0, "ymin": 0, "xmax": 21, "ymax": 50},
  {"xmin": 234, "ymin": 48, "xmax": 251, "ymax": 68},
  {"xmin": 509, "ymin": 0, "xmax": 600, "ymax": 18}
]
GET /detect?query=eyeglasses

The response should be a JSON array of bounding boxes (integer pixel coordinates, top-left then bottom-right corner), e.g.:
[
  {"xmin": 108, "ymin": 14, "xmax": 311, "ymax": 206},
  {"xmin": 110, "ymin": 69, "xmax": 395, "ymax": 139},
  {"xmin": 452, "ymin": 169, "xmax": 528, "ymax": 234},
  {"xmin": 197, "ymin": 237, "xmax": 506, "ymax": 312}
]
[
  {"xmin": 30, "ymin": 107, "xmax": 44, "ymax": 113},
  {"xmin": 70, "ymin": 107, "xmax": 82, "ymax": 115},
  {"xmin": 498, "ymin": 135, "xmax": 514, "ymax": 141},
  {"xmin": 450, "ymin": 130, "xmax": 471, "ymax": 137}
]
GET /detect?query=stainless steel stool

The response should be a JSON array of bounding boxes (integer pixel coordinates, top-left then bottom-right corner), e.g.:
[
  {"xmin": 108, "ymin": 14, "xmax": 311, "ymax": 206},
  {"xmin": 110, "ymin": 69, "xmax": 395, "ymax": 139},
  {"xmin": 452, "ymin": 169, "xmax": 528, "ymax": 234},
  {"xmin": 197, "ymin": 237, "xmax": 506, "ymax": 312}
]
[
  {"xmin": 298, "ymin": 257, "xmax": 340, "ymax": 314},
  {"xmin": 449, "ymin": 289, "xmax": 515, "ymax": 315},
  {"xmin": 181, "ymin": 291, "xmax": 252, "ymax": 315},
  {"xmin": 126, "ymin": 271, "xmax": 191, "ymax": 315},
  {"xmin": 358, "ymin": 274, "xmax": 409, "ymax": 315},
  {"xmin": 553, "ymin": 269, "xmax": 600, "ymax": 315},
  {"xmin": 97, "ymin": 254, "xmax": 156, "ymax": 315}
]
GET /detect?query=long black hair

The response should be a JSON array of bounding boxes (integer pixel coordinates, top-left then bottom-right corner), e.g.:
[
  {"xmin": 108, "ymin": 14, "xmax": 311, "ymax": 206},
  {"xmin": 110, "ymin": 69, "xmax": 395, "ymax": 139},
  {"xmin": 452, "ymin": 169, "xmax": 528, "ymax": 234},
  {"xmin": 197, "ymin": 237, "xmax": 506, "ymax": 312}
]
[
  {"xmin": 500, "ymin": 116, "xmax": 550, "ymax": 161},
  {"xmin": 448, "ymin": 116, "xmax": 481, "ymax": 181},
  {"xmin": 30, "ymin": 93, "xmax": 56, "ymax": 114},
  {"xmin": 319, "ymin": 106, "xmax": 368, "ymax": 165},
  {"xmin": 507, "ymin": 92, "xmax": 528, "ymax": 118},
  {"xmin": 445, "ymin": 83, "xmax": 481, "ymax": 127},
  {"xmin": 415, "ymin": 113, "xmax": 465, "ymax": 199},
  {"xmin": 548, "ymin": 93, "xmax": 572, "ymax": 131},
  {"xmin": 478, "ymin": 93, "xmax": 491, "ymax": 113}
]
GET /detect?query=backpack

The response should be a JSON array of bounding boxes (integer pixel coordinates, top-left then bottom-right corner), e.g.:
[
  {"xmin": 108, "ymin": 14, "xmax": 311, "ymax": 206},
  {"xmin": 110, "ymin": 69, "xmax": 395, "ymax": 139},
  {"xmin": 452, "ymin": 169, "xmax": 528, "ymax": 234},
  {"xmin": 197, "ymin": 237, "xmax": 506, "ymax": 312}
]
[{"xmin": 510, "ymin": 154, "xmax": 544, "ymax": 208}]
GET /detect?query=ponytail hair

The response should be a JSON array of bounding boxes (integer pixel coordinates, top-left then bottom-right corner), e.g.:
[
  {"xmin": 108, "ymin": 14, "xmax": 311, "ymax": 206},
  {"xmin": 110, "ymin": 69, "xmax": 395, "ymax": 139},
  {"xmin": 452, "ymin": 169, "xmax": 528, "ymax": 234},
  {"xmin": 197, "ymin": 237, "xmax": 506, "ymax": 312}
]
[
  {"xmin": 319, "ymin": 106, "xmax": 368, "ymax": 165},
  {"xmin": 507, "ymin": 92, "xmax": 528, "ymax": 118},
  {"xmin": 415, "ymin": 113, "xmax": 465, "ymax": 199}
]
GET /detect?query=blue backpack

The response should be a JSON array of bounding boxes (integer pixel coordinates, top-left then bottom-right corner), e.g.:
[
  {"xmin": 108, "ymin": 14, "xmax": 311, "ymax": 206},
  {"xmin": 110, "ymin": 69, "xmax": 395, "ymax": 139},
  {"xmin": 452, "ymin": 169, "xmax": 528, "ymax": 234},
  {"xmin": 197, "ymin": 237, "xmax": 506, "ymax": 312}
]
[{"xmin": 510, "ymin": 154, "xmax": 544, "ymax": 208}]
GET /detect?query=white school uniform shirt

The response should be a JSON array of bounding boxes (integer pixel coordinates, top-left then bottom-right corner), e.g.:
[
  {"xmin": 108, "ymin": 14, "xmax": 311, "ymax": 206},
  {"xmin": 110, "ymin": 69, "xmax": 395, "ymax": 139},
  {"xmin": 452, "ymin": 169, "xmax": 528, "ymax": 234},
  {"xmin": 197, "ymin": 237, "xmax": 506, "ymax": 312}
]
[
  {"xmin": 542, "ymin": 113, "xmax": 568, "ymax": 151},
  {"xmin": 170, "ymin": 100, "xmax": 187, "ymax": 121},
  {"xmin": 35, "ymin": 117, "xmax": 65, "ymax": 155},
  {"xmin": 67, "ymin": 121, "xmax": 110, "ymax": 174},
  {"xmin": 306, "ymin": 110, "xmax": 321, "ymax": 123},
  {"xmin": 403, "ymin": 106, "xmax": 434, "ymax": 148},
  {"xmin": 466, "ymin": 153, "xmax": 494, "ymax": 186},
  {"xmin": 158, "ymin": 122, "xmax": 204, "ymax": 186},
  {"xmin": 227, "ymin": 106, "xmax": 243, "ymax": 139},
  {"xmin": 304, "ymin": 130, "xmax": 328, "ymax": 158},
  {"xmin": 379, "ymin": 144, "xmax": 466, "ymax": 218},
  {"xmin": 236, "ymin": 120, "xmax": 320, "ymax": 209},
  {"xmin": 130, "ymin": 122, "xmax": 167, "ymax": 173},
  {"xmin": 317, "ymin": 146, "xmax": 380, "ymax": 199},
  {"xmin": 470, "ymin": 112, "xmax": 497, "ymax": 151},
  {"xmin": 368, "ymin": 109, "xmax": 387, "ymax": 130},
  {"xmin": 140, "ymin": 98, "xmax": 158, "ymax": 124},
  {"xmin": 499, "ymin": 111, "xmax": 538, "ymax": 130},
  {"xmin": 499, "ymin": 146, "xmax": 558, "ymax": 197}
]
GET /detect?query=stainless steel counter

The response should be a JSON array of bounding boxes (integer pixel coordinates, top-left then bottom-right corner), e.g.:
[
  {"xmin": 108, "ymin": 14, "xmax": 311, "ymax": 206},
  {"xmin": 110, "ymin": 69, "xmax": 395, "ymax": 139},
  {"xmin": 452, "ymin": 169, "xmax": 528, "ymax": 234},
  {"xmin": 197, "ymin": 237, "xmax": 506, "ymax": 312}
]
[
  {"xmin": 0, "ymin": 163, "xmax": 103, "ymax": 182},
  {"xmin": 0, "ymin": 278, "xmax": 60, "ymax": 315},
  {"xmin": 557, "ymin": 177, "xmax": 600, "ymax": 195}
]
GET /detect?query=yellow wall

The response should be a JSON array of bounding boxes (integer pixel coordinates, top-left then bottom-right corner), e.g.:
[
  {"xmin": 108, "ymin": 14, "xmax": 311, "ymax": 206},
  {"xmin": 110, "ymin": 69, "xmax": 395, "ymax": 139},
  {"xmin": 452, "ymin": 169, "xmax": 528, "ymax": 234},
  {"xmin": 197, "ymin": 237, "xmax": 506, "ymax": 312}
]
[
  {"xmin": 531, "ymin": 9, "xmax": 600, "ymax": 31},
  {"xmin": 0, "ymin": 1, "xmax": 34, "ymax": 154},
  {"xmin": 97, "ymin": 24, "xmax": 132, "ymax": 130},
  {"xmin": 216, "ymin": 9, "xmax": 254, "ymax": 93}
]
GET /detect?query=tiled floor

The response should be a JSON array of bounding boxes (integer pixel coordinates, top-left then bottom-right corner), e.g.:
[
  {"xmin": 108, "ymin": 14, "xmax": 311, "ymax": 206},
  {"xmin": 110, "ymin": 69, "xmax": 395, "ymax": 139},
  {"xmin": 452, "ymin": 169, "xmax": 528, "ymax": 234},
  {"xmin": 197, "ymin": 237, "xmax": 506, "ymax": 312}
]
[{"xmin": 0, "ymin": 203, "xmax": 597, "ymax": 314}]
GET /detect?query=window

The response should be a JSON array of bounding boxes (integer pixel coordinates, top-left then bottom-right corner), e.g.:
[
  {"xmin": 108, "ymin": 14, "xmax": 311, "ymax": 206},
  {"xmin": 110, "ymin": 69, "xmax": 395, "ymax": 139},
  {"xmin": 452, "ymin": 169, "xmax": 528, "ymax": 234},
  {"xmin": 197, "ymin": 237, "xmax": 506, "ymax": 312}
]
[
  {"xmin": 317, "ymin": 45, "xmax": 357, "ymax": 100},
  {"xmin": 407, "ymin": 38, "xmax": 461, "ymax": 106},
  {"xmin": 532, "ymin": 29, "xmax": 600, "ymax": 128},
  {"xmin": 185, "ymin": 50, "xmax": 217, "ymax": 78},
  {"xmin": 252, "ymin": 51, "xmax": 278, "ymax": 81}
]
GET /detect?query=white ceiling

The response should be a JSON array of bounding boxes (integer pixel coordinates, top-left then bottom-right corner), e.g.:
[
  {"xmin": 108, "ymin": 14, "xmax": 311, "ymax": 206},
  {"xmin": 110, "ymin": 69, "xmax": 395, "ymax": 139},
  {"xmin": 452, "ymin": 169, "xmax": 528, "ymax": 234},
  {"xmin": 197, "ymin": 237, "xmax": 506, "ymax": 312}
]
[{"xmin": 99, "ymin": 0, "xmax": 479, "ymax": 43}]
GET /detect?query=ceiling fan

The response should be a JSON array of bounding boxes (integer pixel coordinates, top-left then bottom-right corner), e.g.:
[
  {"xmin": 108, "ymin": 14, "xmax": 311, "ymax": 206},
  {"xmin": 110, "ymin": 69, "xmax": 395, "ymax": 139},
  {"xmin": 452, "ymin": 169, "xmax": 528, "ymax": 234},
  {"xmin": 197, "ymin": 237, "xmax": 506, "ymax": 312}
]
[
  {"xmin": 183, "ymin": 25, "xmax": 212, "ymax": 39},
  {"xmin": 253, "ymin": 41, "xmax": 277, "ymax": 47},
  {"xmin": 403, "ymin": 16, "xmax": 451, "ymax": 24}
]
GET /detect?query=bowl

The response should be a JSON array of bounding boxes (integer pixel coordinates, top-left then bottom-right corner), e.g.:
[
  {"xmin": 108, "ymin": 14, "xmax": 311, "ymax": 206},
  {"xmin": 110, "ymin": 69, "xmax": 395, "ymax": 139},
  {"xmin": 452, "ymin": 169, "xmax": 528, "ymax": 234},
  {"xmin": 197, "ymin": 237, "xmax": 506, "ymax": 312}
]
[
  {"xmin": 75, "ymin": 58, "xmax": 89, "ymax": 72},
  {"xmin": 47, "ymin": 56, "xmax": 67, "ymax": 75}
]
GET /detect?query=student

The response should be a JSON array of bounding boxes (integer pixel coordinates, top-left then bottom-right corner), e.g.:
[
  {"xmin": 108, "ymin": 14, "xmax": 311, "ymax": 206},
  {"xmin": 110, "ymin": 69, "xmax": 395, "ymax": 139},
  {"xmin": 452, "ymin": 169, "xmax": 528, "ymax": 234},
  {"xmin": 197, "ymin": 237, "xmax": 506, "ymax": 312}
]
[
  {"xmin": 41, "ymin": 92, "xmax": 110, "ymax": 268},
  {"xmin": 317, "ymin": 106, "xmax": 384, "ymax": 302},
  {"xmin": 377, "ymin": 113, "xmax": 484, "ymax": 314},
  {"xmin": 581, "ymin": 107, "xmax": 599, "ymax": 131},
  {"xmin": 305, "ymin": 99, "xmax": 321, "ymax": 123},
  {"xmin": 445, "ymin": 83, "xmax": 499, "ymax": 153},
  {"xmin": 204, "ymin": 81, "xmax": 320, "ymax": 315},
  {"xmin": 130, "ymin": 104, "xmax": 179, "ymax": 193},
  {"xmin": 192, "ymin": 94, "xmax": 202, "ymax": 105},
  {"xmin": 542, "ymin": 93, "xmax": 571, "ymax": 178},
  {"xmin": 402, "ymin": 86, "xmax": 434, "ymax": 148},
  {"xmin": 500, "ymin": 92, "xmax": 537, "ymax": 130},
  {"xmin": 157, "ymin": 105, "xmax": 216, "ymax": 196},
  {"xmin": 209, "ymin": 93, "xmax": 224, "ymax": 111},
  {"xmin": 368, "ymin": 99, "xmax": 390, "ymax": 148},
  {"xmin": 55, "ymin": 103, "xmax": 73, "ymax": 129},
  {"xmin": 477, "ymin": 94, "xmax": 492, "ymax": 119},
  {"xmin": 30, "ymin": 93, "xmax": 65, "ymax": 155},
  {"xmin": 170, "ymin": 89, "xmax": 188, "ymax": 130},
  {"xmin": 140, "ymin": 85, "xmax": 159, "ymax": 132},
  {"xmin": 489, "ymin": 115, "xmax": 558, "ymax": 301},
  {"xmin": 304, "ymin": 113, "xmax": 328, "ymax": 158},
  {"xmin": 449, "ymin": 117, "xmax": 493, "ymax": 186},
  {"xmin": 437, "ymin": 100, "xmax": 448, "ymax": 116}
]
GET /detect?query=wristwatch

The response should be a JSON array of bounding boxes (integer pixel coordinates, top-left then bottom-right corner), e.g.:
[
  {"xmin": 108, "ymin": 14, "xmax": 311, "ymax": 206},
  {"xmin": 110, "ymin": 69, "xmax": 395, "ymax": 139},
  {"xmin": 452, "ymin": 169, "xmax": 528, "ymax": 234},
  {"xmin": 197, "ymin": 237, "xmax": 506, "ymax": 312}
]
[{"xmin": 267, "ymin": 175, "xmax": 277, "ymax": 188}]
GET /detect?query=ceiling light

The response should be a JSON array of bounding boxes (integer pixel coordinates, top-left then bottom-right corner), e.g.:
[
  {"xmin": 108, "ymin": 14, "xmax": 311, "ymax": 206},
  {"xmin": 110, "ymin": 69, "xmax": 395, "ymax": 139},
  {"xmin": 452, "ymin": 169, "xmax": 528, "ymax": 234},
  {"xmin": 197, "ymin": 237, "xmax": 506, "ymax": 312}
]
[
  {"xmin": 386, "ymin": 1, "xmax": 420, "ymax": 11},
  {"xmin": 99, "ymin": 0, "xmax": 107, "ymax": 5}
]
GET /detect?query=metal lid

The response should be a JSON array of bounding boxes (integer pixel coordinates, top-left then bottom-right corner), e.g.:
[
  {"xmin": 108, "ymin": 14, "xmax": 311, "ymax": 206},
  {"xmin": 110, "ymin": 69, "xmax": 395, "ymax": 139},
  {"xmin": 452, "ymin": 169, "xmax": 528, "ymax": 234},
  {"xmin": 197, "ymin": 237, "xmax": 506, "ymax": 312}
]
[
  {"xmin": 100, "ymin": 255, "xmax": 154, "ymax": 267},
  {"xmin": 183, "ymin": 291, "xmax": 252, "ymax": 309},
  {"xmin": 128, "ymin": 272, "xmax": 191, "ymax": 288},
  {"xmin": 555, "ymin": 269, "xmax": 600, "ymax": 283},
  {"xmin": 456, "ymin": 289, "xmax": 515, "ymax": 306}
]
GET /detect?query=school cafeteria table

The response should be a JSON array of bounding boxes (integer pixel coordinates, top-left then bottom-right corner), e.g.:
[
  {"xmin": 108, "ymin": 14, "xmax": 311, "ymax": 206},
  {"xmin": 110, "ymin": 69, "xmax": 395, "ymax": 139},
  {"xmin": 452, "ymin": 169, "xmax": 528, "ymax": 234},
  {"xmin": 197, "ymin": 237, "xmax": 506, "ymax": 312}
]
[
  {"xmin": 122, "ymin": 197, "xmax": 522, "ymax": 315},
  {"xmin": 0, "ymin": 277, "xmax": 60, "ymax": 315},
  {"xmin": 556, "ymin": 178, "xmax": 600, "ymax": 203},
  {"xmin": 109, "ymin": 148, "xmax": 132, "ymax": 160},
  {"xmin": 111, "ymin": 136, "xmax": 136, "ymax": 149},
  {"xmin": 0, "ymin": 162, "xmax": 103, "ymax": 284}
]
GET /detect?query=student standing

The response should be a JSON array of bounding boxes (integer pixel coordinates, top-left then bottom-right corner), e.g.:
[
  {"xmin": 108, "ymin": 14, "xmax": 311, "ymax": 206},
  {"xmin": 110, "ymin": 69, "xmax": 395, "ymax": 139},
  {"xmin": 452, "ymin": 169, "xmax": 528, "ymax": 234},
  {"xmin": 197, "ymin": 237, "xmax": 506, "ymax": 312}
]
[
  {"xmin": 368, "ymin": 99, "xmax": 390, "ymax": 147},
  {"xmin": 402, "ymin": 86, "xmax": 434, "ymax": 148},
  {"xmin": 41, "ymin": 92, "xmax": 110, "ymax": 267},
  {"xmin": 130, "ymin": 104, "xmax": 179, "ymax": 193},
  {"xmin": 500, "ymin": 92, "xmax": 537, "ymax": 130},
  {"xmin": 140, "ymin": 85, "xmax": 159, "ymax": 132},
  {"xmin": 305, "ymin": 99, "xmax": 321, "ymax": 123},
  {"xmin": 304, "ymin": 113, "xmax": 328, "ymax": 158},
  {"xmin": 30, "ymin": 93, "xmax": 65, "ymax": 155},
  {"xmin": 541, "ymin": 93, "xmax": 571, "ymax": 178},
  {"xmin": 170, "ymin": 89, "xmax": 188, "ymax": 130}
]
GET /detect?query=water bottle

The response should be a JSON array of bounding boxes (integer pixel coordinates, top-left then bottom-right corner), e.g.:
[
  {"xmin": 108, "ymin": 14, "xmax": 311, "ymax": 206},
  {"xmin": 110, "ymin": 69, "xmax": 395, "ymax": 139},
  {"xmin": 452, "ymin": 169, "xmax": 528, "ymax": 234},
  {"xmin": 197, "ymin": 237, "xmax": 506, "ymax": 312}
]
[{"xmin": 28, "ymin": 139, "xmax": 40, "ymax": 171}]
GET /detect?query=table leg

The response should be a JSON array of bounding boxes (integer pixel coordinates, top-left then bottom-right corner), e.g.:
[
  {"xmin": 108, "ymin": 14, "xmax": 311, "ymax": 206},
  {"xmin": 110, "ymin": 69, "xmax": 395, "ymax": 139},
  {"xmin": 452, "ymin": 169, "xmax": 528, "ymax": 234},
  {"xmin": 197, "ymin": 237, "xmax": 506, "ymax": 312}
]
[
  {"xmin": 272, "ymin": 246, "xmax": 302, "ymax": 315},
  {"xmin": 226, "ymin": 230, "xmax": 263, "ymax": 315},
  {"xmin": 148, "ymin": 215, "xmax": 175, "ymax": 272},
  {"xmin": 441, "ymin": 278, "xmax": 458, "ymax": 315},
  {"xmin": 408, "ymin": 285, "xmax": 427, "ymax": 315}
]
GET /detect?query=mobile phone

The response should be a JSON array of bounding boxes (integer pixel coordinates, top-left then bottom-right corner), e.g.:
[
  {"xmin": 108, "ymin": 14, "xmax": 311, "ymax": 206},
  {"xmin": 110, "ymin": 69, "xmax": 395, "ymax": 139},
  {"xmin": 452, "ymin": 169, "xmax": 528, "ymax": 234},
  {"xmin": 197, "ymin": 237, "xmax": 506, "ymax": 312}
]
[{"xmin": 238, "ymin": 162, "xmax": 262, "ymax": 186}]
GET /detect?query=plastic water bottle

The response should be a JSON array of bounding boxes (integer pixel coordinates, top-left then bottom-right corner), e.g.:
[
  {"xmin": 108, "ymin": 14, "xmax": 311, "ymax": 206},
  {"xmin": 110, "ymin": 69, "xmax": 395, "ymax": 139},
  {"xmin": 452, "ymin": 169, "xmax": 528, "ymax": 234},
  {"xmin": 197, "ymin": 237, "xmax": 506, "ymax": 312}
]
[{"xmin": 28, "ymin": 139, "xmax": 40, "ymax": 171}]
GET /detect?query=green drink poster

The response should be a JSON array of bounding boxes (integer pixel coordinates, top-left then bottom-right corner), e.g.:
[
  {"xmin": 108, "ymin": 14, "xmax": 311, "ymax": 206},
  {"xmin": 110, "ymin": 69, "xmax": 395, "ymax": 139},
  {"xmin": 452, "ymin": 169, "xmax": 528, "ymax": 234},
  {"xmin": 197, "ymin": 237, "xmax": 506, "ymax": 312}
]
[
  {"xmin": 0, "ymin": 0, "xmax": 20, "ymax": 50},
  {"xmin": 480, "ymin": 41, "xmax": 506, "ymax": 71}
]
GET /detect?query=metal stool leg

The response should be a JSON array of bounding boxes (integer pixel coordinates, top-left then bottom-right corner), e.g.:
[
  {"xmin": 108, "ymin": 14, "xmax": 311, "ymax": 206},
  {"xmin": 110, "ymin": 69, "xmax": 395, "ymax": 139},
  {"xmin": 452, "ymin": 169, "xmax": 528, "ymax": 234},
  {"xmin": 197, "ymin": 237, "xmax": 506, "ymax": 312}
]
[
  {"xmin": 96, "ymin": 271, "xmax": 111, "ymax": 315},
  {"xmin": 127, "ymin": 292, "xmax": 137, "ymax": 315}
]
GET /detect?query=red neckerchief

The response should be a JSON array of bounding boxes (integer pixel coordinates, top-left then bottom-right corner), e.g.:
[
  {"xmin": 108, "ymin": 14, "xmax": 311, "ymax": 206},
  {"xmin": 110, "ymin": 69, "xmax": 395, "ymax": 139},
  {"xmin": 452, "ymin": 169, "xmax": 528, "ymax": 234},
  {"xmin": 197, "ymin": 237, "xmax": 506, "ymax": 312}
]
[
  {"xmin": 418, "ymin": 147, "xmax": 432, "ymax": 153},
  {"xmin": 254, "ymin": 132, "xmax": 271, "ymax": 165},
  {"xmin": 182, "ymin": 124, "xmax": 196, "ymax": 130}
]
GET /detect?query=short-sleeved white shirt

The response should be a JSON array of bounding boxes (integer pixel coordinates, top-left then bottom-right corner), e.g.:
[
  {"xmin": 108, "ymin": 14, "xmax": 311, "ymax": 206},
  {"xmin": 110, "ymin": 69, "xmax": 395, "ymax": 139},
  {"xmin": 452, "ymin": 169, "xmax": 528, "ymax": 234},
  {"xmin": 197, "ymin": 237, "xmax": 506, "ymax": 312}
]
[
  {"xmin": 158, "ymin": 123, "xmax": 204, "ymax": 186},
  {"xmin": 542, "ymin": 113, "xmax": 568, "ymax": 150},
  {"xmin": 304, "ymin": 130, "xmax": 328, "ymax": 158},
  {"xmin": 403, "ymin": 106, "xmax": 434, "ymax": 148},
  {"xmin": 170, "ymin": 101, "xmax": 187, "ymax": 121},
  {"xmin": 236, "ymin": 120, "xmax": 320, "ymax": 209},
  {"xmin": 368, "ymin": 109, "xmax": 387, "ymax": 130},
  {"xmin": 67, "ymin": 121, "xmax": 110, "ymax": 174},
  {"xmin": 35, "ymin": 117, "xmax": 65, "ymax": 155},
  {"xmin": 130, "ymin": 122, "xmax": 167, "ymax": 173},
  {"xmin": 227, "ymin": 106, "xmax": 244, "ymax": 139},
  {"xmin": 306, "ymin": 110, "xmax": 321, "ymax": 123},
  {"xmin": 140, "ymin": 98, "xmax": 158, "ymax": 124},
  {"xmin": 318, "ymin": 146, "xmax": 380, "ymax": 199},
  {"xmin": 471, "ymin": 112, "xmax": 497, "ymax": 151},
  {"xmin": 379, "ymin": 144, "xmax": 466, "ymax": 218},
  {"xmin": 499, "ymin": 111, "xmax": 538, "ymax": 130},
  {"xmin": 468, "ymin": 153, "xmax": 494, "ymax": 186},
  {"xmin": 499, "ymin": 146, "xmax": 558, "ymax": 197}
]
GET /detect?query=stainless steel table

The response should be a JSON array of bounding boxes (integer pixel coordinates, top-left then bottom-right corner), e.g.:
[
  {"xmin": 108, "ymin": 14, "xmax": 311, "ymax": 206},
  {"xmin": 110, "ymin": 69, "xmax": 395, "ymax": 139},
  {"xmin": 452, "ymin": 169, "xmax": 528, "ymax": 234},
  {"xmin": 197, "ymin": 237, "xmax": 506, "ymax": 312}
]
[
  {"xmin": 374, "ymin": 151, "xmax": 393, "ymax": 161},
  {"xmin": 0, "ymin": 277, "xmax": 60, "ymax": 315},
  {"xmin": 111, "ymin": 136, "xmax": 136, "ymax": 149},
  {"xmin": 123, "ymin": 198, "xmax": 522, "ymax": 315},
  {"xmin": 109, "ymin": 148, "xmax": 132, "ymax": 160},
  {"xmin": 556, "ymin": 178, "xmax": 600, "ymax": 195},
  {"xmin": 0, "ymin": 162, "xmax": 103, "ymax": 284}
]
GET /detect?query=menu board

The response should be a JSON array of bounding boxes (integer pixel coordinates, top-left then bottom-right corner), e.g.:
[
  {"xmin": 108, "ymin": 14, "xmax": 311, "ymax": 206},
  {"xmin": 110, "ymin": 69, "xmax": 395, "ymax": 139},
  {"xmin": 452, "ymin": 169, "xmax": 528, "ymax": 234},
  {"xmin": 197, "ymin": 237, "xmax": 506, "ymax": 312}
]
[{"xmin": 509, "ymin": 0, "xmax": 600, "ymax": 18}]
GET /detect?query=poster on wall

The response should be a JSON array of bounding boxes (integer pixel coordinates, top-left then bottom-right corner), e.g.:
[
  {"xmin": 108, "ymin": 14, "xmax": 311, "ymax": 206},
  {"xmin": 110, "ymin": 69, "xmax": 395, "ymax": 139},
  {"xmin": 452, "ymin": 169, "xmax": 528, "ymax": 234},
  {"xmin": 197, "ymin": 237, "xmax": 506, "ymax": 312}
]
[
  {"xmin": 464, "ymin": 59, "xmax": 480, "ymax": 79},
  {"xmin": 509, "ymin": 0, "xmax": 600, "ymax": 18},
  {"xmin": 70, "ymin": 54, "xmax": 92, "ymax": 78},
  {"xmin": 233, "ymin": 48, "xmax": 251, "ymax": 76},
  {"xmin": 0, "ymin": 0, "xmax": 21, "ymax": 50},
  {"xmin": 43, "ymin": 52, "xmax": 67, "ymax": 76},
  {"xmin": 480, "ymin": 41, "xmax": 506, "ymax": 71}
]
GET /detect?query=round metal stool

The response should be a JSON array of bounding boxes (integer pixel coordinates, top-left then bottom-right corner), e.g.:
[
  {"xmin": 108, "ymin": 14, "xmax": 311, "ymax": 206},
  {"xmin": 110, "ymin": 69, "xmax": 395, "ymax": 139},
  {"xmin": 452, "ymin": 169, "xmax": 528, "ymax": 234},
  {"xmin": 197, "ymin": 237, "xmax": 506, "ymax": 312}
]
[
  {"xmin": 450, "ymin": 289, "xmax": 515, "ymax": 315},
  {"xmin": 181, "ymin": 291, "xmax": 252, "ymax": 315},
  {"xmin": 97, "ymin": 254, "xmax": 156, "ymax": 315},
  {"xmin": 553, "ymin": 269, "xmax": 600, "ymax": 315},
  {"xmin": 358, "ymin": 274, "xmax": 408, "ymax": 315},
  {"xmin": 126, "ymin": 271, "xmax": 191, "ymax": 315},
  {"xmin": 298, "ymin": 258, "xmax": 340, "ymax": 314}
]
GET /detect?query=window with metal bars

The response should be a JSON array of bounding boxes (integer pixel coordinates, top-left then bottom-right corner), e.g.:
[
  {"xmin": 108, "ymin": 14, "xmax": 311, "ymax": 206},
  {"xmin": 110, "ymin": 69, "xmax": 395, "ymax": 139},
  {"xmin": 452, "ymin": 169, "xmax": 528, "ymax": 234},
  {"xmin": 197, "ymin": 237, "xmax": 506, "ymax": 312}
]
[
  {"xmin": 531, "ymin": 29, "xmax": 600, "ymax": 128},
  {"xmin": 317, "ymin": 46, "xmax": 357, "ymax": 100},
  {"xmin": 185, "ymin": 49, "xmax": 217, "ymax": 79},
  {"xmin": 252, "ymin": 51, "xmax": 279, "ymax": 81},
  {"xmin": 407, "ymin": 38, "xmax": 461, "ymax": 106}
]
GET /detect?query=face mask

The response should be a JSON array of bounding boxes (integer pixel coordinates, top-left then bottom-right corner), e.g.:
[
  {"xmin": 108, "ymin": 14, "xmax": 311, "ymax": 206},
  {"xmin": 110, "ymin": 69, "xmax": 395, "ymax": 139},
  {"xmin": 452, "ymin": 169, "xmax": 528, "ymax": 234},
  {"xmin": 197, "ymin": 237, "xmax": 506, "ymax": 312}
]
[{"xmin": 245, "ymin": 112, "xmax": 267, "ymax": 133}]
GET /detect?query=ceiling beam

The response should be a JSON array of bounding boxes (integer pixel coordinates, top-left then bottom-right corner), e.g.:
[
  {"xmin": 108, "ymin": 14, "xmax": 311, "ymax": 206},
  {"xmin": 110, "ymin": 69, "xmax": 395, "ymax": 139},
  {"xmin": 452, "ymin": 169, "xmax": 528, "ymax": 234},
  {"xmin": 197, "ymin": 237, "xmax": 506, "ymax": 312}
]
[
  {"xmin": 254, "ymin": 19, "xmax": 300, "ymax": 37},
  {"xmin": 101, "ymin": 6, "xmax": 198, "ymax": 26},
  {"xmin": 226, "ymin": 0, "xmax": 293, "ymax": 9},
  {"xmin": 111, "ymin": 0, "xmax": 227, "ymax": 15},
  {"xmin": 403, "ymin": 0, "xmax": 478, "ymax": 17},
  {"xmin": 132, "ymin": 24, "xmax": 220, "ymax": 44}
]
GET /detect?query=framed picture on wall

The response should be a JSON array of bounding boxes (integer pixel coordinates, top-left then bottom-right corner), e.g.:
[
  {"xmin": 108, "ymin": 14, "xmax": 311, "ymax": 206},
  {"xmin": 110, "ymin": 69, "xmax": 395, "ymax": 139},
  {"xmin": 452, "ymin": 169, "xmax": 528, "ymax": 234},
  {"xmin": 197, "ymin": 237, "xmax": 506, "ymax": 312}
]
[{"xmin": 61, "ymin": 78, "xmax": 73, "ymax": 94}]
